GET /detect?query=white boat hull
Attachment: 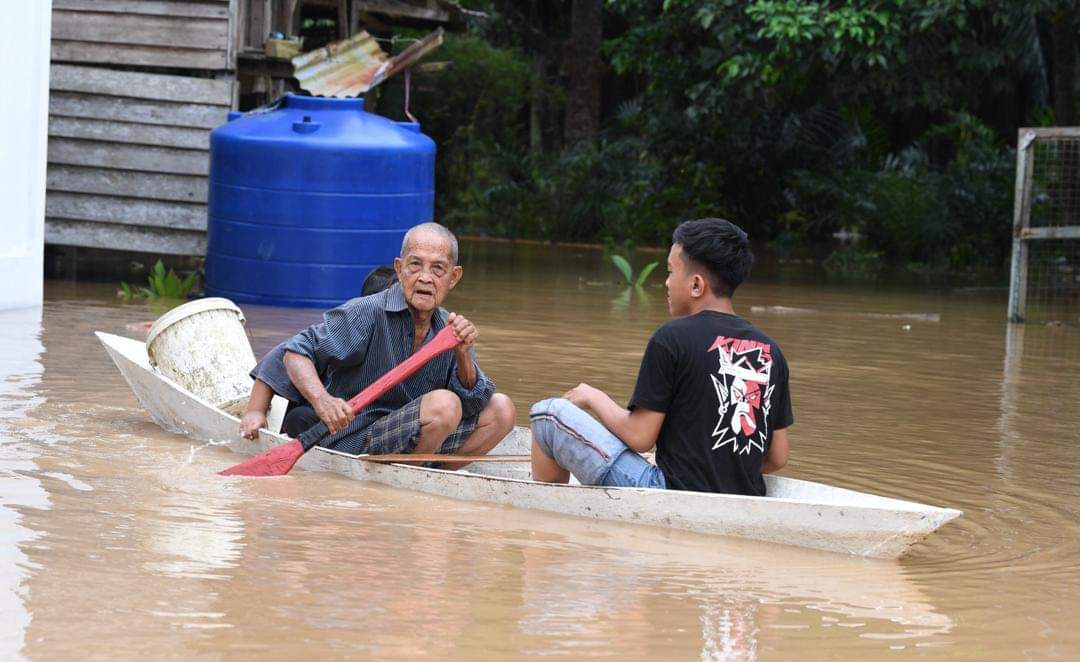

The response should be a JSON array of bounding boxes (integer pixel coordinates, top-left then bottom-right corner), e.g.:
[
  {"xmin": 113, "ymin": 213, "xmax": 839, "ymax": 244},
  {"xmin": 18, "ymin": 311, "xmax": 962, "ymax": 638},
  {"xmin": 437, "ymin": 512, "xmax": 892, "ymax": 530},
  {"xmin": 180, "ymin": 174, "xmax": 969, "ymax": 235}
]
[{"xmin": 96, "ymin": 331, "xmax": 961, "ymax": 559}]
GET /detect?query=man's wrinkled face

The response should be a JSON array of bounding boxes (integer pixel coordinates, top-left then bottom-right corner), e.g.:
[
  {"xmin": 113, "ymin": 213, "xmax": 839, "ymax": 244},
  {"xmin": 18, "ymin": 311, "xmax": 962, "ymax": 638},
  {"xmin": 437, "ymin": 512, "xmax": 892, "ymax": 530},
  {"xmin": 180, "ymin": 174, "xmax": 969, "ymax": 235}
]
[{"xmin": 394, "ymin": 230, "xmax": 462, "ymax": 314}]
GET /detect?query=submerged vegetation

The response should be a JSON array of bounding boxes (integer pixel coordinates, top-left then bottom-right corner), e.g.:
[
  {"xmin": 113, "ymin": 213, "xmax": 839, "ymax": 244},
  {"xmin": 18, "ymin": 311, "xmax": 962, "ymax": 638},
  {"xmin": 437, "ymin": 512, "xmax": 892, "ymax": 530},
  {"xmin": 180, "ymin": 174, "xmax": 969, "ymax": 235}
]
[
  {"xmin": 392, "ymin": 1, "xmax": 1078, "ymax": 277},
  {"xmin": 119, "ymin": 260, "xmax": 199, "ymax": 301},
  {"xmin": 610, "ymin": 254, "xmax": 660, "ymax": 288}
]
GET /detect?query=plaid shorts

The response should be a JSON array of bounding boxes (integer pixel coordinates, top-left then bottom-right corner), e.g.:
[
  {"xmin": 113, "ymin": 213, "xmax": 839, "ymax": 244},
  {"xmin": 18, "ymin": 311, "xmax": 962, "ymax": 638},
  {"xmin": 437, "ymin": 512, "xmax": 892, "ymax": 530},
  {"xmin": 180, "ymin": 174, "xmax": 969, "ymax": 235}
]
[{"xmin": 316, "ymin": 395, "xmax": 479, "ymax": 456}]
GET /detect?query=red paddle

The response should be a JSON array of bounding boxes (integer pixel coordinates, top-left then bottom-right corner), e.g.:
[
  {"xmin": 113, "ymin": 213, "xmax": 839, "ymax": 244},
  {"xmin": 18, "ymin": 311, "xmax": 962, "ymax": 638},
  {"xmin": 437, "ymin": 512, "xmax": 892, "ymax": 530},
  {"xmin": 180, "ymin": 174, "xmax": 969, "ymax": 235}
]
[{"xmin": 220, "ymin": 325, "xmax": 461, "ymax": 477}]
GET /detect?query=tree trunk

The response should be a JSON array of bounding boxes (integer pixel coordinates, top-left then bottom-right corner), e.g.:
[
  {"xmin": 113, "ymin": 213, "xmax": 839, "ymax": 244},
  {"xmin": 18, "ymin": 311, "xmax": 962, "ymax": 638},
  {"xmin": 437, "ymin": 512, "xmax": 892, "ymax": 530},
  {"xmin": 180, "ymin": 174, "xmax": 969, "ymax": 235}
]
[
  {"xmin": 1051, "ymin": 8, "xmax": 1076, "ymax": 126},
  {"xmin": 530, "ymin": 52, "xmax": 546, "ymax": 153},
  {"xmin": 563, "ymin": 0, "xmax": 603, "ymax": 145}
]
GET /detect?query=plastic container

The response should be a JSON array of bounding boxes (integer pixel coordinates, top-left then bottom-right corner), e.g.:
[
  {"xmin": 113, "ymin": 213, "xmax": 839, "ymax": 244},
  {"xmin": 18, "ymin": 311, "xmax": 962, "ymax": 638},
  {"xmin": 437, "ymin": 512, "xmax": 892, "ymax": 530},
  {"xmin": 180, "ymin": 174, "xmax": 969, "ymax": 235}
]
[
  {"xmin": 206, "ymin": 94, "xmax": 436, "ymax": 307},
  {"xmin": 146, "ymin": 298, "xmax": 257, "ymax": 409}
]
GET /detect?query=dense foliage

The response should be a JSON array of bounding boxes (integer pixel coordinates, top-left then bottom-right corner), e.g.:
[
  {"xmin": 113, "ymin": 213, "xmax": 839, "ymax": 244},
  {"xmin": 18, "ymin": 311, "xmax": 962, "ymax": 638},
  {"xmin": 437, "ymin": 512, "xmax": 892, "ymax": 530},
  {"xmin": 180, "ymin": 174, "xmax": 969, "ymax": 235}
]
[{"xmin": 400, "ymin": 0, "xmax": 1077, "ymax": 273}]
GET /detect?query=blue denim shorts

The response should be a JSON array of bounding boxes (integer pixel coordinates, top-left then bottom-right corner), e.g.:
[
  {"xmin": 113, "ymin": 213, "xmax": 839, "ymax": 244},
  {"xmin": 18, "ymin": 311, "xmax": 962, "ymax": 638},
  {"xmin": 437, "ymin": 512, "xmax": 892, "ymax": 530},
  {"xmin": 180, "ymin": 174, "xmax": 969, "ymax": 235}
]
[{"xmin": 529, "ymin": 398, "xmax": 666, "ymax": 489}]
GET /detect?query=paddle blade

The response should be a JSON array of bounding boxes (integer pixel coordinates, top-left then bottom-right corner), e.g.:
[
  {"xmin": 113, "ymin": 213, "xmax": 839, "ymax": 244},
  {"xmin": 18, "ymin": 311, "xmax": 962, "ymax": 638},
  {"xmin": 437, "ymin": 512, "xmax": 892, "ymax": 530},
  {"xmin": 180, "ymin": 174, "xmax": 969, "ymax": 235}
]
[{"xmin": 219, "ymin": 439, "xmax": 304, "ymax": 476}]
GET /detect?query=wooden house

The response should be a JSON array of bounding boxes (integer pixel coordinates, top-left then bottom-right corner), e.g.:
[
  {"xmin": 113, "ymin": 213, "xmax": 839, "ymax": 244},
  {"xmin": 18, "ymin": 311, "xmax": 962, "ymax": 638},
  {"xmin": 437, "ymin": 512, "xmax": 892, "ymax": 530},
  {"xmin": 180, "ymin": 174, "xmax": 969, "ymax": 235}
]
[{"xmin": 46, "ymin": 0, "xmax": 464, "ymax": 257}]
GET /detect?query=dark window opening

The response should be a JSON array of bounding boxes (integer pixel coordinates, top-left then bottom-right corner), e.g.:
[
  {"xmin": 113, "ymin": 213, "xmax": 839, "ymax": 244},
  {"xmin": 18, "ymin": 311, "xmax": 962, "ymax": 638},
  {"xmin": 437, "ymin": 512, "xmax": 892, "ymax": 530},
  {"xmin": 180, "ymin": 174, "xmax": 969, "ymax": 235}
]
[{"xmin": 299, "ymin": 5, "xmax": 339, "ymax": 52}]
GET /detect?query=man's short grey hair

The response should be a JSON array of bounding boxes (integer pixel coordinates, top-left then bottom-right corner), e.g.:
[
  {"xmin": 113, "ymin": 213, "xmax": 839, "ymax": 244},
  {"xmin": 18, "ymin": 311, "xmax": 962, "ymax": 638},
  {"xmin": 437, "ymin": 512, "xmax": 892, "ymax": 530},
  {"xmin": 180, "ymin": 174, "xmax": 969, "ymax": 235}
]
[{"xmin": 401, "ymin": 222, "xmax": 459, "ymax": 264}]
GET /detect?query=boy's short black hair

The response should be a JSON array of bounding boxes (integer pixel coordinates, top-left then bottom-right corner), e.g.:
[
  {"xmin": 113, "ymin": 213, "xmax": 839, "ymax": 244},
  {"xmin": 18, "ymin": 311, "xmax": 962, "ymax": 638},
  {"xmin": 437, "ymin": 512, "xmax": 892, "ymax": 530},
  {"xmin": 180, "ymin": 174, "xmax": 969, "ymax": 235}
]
[
  {"xmin": 671, "ymin": 218, "xmax": 754, "ymax": 298},
  {"xmin": 361, "ymin": 265, "xmax": 398, "ymax": 296}
]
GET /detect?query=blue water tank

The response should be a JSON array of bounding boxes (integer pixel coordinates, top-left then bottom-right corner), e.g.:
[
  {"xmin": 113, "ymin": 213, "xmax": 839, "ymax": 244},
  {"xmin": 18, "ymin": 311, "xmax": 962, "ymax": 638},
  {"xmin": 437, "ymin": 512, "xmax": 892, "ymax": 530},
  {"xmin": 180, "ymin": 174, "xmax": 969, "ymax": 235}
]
[{"xmin": 205, "ymin": 94, "xmax": 435, "ymax": 307}]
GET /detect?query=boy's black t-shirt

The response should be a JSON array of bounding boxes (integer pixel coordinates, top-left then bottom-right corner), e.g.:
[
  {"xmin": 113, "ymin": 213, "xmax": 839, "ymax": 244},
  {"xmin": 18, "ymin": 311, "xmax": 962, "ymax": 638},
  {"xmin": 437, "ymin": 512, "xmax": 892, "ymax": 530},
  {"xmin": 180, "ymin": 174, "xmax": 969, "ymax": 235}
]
[{"xmin": 629, "ymin": 311, "xmax": 793, "ymax": 496}]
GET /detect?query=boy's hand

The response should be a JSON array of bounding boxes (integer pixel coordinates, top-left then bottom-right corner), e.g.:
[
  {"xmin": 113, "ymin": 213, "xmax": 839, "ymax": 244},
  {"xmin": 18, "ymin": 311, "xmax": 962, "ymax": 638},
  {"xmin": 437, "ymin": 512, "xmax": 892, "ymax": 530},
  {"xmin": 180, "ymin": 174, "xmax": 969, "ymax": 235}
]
[
  {"xmin": 563, "ymin": 383, "xmax": 596, "ymax": 411},
  {"xmin": 239, "ymin": 411, "xmax": 267, "ymax": 440},
  {"xmin": 446, "ymin": 312, "xmax": 478, "ymax": 348},
  {"xmin": 314, "ymin": 392, "xmax": 354, "ymax": 434}
]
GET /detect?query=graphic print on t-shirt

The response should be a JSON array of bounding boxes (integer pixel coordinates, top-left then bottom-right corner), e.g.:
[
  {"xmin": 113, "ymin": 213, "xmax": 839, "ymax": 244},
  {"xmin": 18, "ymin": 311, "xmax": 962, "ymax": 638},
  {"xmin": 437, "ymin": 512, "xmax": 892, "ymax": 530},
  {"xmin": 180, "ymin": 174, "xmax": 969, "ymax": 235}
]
[{"xmin": 708, "ymin": 336, "xmax": 775, "ymax": 455}]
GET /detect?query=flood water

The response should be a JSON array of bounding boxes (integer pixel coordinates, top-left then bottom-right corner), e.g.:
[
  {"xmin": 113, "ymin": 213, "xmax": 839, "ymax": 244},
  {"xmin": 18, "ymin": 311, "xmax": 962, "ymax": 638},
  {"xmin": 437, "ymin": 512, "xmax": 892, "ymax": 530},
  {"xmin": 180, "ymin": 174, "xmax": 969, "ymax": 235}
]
[{"xmin": 1, "ymin": 240, "xmax": 1078, "ymax": 659}]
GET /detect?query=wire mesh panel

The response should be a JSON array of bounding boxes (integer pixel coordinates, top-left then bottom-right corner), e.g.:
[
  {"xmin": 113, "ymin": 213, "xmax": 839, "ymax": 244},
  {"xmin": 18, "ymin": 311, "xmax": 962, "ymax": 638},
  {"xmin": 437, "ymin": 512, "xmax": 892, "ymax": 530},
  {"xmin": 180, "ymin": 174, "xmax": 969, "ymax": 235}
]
[
  {"xmin": 1023, "ymin": 239, "xmax": 1080, "ymax": 323},
  {"xmin": 1009, "ymin": 128, "xmax": 1080, "ymax": 324},
  {"xmin": 1029, "ymin": 137, "xmax": 1080, "ymax": 229}
]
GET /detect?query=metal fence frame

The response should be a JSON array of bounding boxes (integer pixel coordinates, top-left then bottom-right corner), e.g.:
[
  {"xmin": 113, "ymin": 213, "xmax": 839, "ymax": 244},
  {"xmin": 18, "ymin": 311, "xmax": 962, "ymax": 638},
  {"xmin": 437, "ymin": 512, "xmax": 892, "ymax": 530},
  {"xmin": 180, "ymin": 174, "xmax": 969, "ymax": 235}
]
[{"xmin": 1008, "ymin": 127, "xmax": 1080, "ymax": 322}]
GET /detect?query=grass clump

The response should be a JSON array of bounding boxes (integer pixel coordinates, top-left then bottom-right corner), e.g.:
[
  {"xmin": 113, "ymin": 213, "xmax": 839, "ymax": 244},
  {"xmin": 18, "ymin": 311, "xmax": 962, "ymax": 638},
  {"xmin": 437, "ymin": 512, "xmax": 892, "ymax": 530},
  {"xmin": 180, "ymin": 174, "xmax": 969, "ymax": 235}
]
[
  {"xmin": 119, "ymin": 260, "xmax": 199, "ymax": 301},
  {"xmin": 610, "ymin": 254, "xmax": 660, "ymax": 288}
]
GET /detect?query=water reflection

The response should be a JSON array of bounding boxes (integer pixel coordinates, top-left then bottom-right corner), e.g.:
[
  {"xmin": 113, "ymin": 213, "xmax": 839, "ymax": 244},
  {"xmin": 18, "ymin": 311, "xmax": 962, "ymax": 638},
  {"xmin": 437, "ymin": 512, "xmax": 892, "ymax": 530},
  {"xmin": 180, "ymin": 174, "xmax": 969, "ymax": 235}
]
[
  {"xmin": 0, "ymin": 307, "xmax": 46, "ymax": 658},
  {"xmin": 507, "ymin": 512, "xmax": 951, "ymax": 660},
  {"xmin": 999, "ymin": 322, "xmax": 1080, "ymax": 478},
  {"xmin": 144, "ymin": 491, "xmax": 244, "ymax": 581}
]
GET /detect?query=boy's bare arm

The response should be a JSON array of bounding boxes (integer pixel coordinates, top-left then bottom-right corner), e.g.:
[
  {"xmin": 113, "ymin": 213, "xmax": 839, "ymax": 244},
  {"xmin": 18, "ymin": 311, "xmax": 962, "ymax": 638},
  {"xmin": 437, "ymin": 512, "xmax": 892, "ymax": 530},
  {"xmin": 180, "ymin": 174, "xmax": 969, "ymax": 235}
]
[
  {"xmin": 239, "ymin": 379, "xmax": 273, "ymax": 439},
  {"xmin": 563, "ymin": 383, "xmax": 665, "ymax": 453},
  {"xmin": 762, "ymin": 428, "xmax": 789, "ymax": 473}
]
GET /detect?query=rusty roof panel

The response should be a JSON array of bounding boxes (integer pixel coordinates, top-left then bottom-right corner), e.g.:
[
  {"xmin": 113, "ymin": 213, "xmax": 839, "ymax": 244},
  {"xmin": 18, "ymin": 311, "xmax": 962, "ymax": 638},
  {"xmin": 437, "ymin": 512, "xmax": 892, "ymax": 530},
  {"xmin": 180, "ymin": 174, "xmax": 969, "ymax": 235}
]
[
  {"xmin": 291, "ymin": 28, "xmax": 444, "ymax": 98},
  {"xmin": 291, "ymin": 31, "xmax": 389, "ymax": 98}
]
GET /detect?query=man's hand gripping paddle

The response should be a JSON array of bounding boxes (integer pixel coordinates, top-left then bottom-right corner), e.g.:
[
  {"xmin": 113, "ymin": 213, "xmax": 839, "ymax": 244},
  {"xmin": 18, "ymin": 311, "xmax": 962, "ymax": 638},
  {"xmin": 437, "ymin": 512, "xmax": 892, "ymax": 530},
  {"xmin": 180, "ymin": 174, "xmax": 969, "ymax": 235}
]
[{"xmin": 220, "ymin": 326, "xmax": 461, "ymax": 477}]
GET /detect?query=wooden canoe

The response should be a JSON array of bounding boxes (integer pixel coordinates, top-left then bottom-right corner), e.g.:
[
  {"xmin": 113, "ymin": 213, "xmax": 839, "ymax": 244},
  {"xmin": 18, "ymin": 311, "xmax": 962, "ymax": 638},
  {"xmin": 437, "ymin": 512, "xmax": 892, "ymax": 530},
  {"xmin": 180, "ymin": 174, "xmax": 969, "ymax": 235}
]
[{"xmin": 96, "ymin": 331, "xmax": 961, "ymax": 559}]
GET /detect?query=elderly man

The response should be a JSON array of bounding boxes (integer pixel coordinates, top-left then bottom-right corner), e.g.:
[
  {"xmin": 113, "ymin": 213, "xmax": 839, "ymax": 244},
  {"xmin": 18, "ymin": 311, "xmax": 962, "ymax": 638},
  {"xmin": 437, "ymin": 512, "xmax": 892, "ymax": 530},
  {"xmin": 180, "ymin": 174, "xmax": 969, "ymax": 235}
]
[{"xmin": 278, "ymin": 222, "xmax": 515, "ymax": 462}]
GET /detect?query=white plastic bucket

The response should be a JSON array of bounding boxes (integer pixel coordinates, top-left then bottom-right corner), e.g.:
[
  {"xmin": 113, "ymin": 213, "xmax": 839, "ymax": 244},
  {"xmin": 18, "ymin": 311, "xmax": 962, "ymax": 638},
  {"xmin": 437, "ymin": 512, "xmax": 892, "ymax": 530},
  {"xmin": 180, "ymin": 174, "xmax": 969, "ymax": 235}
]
[{"xmin": 146, "ymin": 298, "xmax": 257, "ymax": 409}]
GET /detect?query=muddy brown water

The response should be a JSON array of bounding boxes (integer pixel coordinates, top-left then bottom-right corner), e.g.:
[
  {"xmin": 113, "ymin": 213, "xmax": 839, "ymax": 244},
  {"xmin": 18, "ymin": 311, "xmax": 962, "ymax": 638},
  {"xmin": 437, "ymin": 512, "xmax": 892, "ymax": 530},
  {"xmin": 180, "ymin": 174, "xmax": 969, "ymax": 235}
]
[{"xmin": 1, "ymin": 241, "xmax": 1078, "ymax": 659}]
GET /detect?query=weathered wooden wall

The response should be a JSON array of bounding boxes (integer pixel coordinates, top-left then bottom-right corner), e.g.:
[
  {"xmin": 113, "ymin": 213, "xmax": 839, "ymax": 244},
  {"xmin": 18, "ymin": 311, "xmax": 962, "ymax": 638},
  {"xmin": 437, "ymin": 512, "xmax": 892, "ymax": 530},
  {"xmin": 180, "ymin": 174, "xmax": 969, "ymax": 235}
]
[
  {"xmin": 51, "ymin": 0, "xmax": 235, "ymax": 70},
  {"xmin": 46, "ymin": 1, "xmax": 237, "ymax": 256},
  {"xmin": 46, "ymin": 65, "xmax": 233, "ymax": 255}
]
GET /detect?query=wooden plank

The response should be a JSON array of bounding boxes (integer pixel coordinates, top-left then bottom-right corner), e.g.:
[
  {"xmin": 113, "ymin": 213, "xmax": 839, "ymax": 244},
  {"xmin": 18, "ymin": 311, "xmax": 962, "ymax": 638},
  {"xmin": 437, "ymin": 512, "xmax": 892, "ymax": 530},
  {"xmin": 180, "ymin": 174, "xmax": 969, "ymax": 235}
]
[
  {"xmin": 361, "ymin": 454, "xmax": 531, "ymax": 464},
  {"xmin": 52, "ymin": 10, "xmax": 228, "ymax": 51},
  {"xmin": 52, "ymin": 41, "xmax": 229, "ymax": 70},
  {"xmin": 1020, "ymin": 226, "xmax": 1080, "ymax": 240},
  {"xmin": 225, "ymin": 73, "xmax": 240, "ymax": 112},
  {"xmin": 46, "ymin": 192, "xmax": 207, "ymax": 231},
  {"xmin": 50, "ymin": 65, "xmax": 232, "ymax": 106},
  {"xmin": 1029, "ymin": 127, "xmax": 1080, "ymax": 139},
  {"xmin": 280, "ymin": 0, "xmax": 302, "ymax": 37},
  {"xmin": 350, "ymin": 0, "xmax": 361, "ymax": 35},
  {"xmin": 227, "ymin": 0, "xmax": 240, "ymax": 68},
  {"xmin": 46, "ymin": 165, "xmax": 208, "ymax": 204},
  {"xmin": 1008, "ymin": 129, "xmax": 1037, "ymax": 322},
  {"xmin": 415, "ymin": 61, "xmax": 450, "ymax": 73},
  {"xmin": 53, "ymin": 0, "xmax": 230, "ymax": 19},
  {"xmin": 337, "ymin": 0, "xmax": 349, "ymax": 40},
  {"xmin": 45, "ymin": 219, "xmax": 206, "ymax": 255},
  {"xmin": 49, "ymin": 116, "xmax": 210, "ymax": 150},
  {"xmin": 355, "ymin": 0, "xmax": 449, "ymax": 22},
  {"xmin": 50, "ymin": 92, "xmax": 228, "ymax": 129},
  {"xmin": 48, "ymin": 138, "xmax": 210, "ymax": 176},
  {"xmin": 384, "ymin": 28, "xmax": 443, "ymax": 79},
  {"xmin": 242, "ymin": 0, "xmax": 271, "ymax": 52}
]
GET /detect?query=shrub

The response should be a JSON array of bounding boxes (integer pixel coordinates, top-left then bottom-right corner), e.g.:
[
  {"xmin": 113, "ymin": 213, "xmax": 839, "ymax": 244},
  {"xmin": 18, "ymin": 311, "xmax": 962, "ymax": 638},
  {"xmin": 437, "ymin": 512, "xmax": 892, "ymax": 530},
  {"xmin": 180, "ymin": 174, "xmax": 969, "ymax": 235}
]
[
  {"xmin": 119, "ymin": 260, "xmax": 199, "ymax": 301},
  {"xmin": 786, "ymin": 114, "xmax": 1013, "ymax": 271}
]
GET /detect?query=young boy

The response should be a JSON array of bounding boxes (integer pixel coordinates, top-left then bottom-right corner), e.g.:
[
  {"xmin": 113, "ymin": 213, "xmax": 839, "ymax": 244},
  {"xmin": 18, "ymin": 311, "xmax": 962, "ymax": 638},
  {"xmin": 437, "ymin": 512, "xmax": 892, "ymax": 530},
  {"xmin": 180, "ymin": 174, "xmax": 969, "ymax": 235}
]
[
  {"xmin": 530, "ymin": 218, "xmax": 792, "ymax": 495},
  {"xmin": 360, "ymin": 265, "xmax": 397, "ymax": 296},
  {"xmin": 239, "ymin": 265, "xmax": 398, "ymax": 439}
]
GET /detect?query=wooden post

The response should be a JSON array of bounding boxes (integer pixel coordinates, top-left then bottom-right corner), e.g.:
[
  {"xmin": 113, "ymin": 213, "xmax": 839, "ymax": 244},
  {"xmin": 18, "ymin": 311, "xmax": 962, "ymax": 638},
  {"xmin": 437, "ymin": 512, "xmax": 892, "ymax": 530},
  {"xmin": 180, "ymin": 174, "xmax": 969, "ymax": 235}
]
[
  {"xmin": 226, "ymin": 0, "xmax": 239, "ymax": 67},
  {"xmin": 336, "ymin": 0, "xmax": 348, "ymax": 40},
  {"xmin": 1008, "ymin": 129, "xmax": 1036, "ymax": 323}
]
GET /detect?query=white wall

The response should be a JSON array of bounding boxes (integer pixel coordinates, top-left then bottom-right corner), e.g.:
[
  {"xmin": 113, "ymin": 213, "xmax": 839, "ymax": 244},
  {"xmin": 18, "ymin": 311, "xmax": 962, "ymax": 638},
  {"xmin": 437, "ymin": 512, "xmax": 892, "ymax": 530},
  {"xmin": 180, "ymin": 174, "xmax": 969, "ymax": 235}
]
[{"xmin": 0, "ymin": 2, "xmax": 51, "ymax": 310}]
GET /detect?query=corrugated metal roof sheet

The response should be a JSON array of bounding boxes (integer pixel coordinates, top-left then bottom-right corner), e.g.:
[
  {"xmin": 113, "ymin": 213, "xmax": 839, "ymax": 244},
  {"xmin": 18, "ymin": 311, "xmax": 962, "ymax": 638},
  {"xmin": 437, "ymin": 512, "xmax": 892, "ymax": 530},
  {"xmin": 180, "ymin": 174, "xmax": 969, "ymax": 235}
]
[
  {"xmin": 291, "ymin": 31, "xmax": 388, "ymax": 98},
  {"xmin": 291, "ymin": 28, "xmax": 443, "ymax": 98}
]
